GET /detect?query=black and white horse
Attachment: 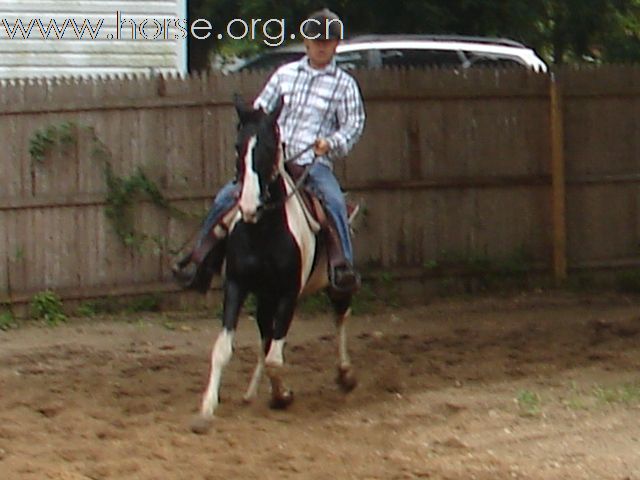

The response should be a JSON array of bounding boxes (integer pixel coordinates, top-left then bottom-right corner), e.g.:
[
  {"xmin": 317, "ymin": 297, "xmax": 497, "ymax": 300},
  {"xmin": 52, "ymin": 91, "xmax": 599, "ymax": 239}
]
[{"xmin": 191, "ymin": 97, "xmax": 357, "ymax": 433}]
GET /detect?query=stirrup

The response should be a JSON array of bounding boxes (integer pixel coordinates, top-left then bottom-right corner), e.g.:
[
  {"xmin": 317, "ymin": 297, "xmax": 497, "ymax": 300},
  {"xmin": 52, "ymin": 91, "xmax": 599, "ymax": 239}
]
[
  {"xmin": 330, "ymin": 264, "xmax": 361, "ymax": 294},
  {"xmin": 172, "ymin": 259, "xmax": 199, "ymax": 289},
  {"xmin": 171, "ymin": 235, "xmax": 226, "ymax": 293}
]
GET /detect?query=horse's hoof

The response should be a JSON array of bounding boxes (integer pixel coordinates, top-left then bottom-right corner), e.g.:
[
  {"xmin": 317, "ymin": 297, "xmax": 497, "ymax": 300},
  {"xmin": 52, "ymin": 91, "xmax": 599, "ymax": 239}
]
[
  {"xmin": 336, "ymin": 367, "xmax": 358, "ymax": 393},
  {"xmin": 190, "ymin": 415, "xmax": 214, "ymax": 435},
  {"xmin": 269, "ymin": 390, "xmax": 294, "ymax": 410}
]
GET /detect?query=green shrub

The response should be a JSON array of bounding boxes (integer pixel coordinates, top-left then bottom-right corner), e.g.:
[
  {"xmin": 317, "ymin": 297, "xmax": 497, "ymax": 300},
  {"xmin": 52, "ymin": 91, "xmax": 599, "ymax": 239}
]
[
  {"xmin": 31, "ymin": 290, "xmax": 67, "ymax": 326},
  {"xmin": 615, "ymin": 269, "xmax": 640, "ymax": 293}
]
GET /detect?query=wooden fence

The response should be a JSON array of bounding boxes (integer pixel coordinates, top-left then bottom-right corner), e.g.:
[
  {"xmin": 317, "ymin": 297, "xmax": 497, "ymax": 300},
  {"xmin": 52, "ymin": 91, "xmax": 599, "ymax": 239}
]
[{"xmin": 0, "ymin": 65, "xmax": 639, "ymax": 305}]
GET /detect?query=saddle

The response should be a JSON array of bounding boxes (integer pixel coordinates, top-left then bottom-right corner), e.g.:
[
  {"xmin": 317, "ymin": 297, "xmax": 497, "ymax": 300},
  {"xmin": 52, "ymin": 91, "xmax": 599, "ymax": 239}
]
[
  {"xmin": 285, "ymin": 163, "xmax": 359, "ymax": 231},
  {"xmin": 285, "ymin": 163, "xmax": 360, "ymax": 278}
]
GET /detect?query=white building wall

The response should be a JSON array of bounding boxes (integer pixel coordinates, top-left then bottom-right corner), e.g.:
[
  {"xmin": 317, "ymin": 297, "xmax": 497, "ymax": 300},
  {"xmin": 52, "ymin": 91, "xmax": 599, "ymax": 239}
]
[{"xmin": 0, "ymin": 0, "xmax": 187, "ymax": 78}]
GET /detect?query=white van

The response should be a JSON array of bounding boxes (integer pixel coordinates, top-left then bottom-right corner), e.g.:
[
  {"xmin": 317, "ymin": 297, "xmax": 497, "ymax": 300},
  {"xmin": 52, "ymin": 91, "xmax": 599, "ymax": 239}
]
[{"xmin": 230, "ymin": 34, "xmax": 548, "ymax": 73}]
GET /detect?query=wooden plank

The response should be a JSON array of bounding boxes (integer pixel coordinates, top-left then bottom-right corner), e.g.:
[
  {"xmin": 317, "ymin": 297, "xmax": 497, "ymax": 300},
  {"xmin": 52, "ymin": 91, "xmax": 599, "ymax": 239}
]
[
  {"xmin": 0, "ymin": 211, "xmax": 8, "ymax": 296},
  {"xmin": 564, "ymin": 96, "xmax": 638, "ymax": 178},
  {"xmin": 433, "ymin": 189, "xmax": 476, "ymax": 260},
  {"xmin": 0, "ymin": 111, "xmax": 22, "ymax": 197},
  {"xmin": 566, "ymin": 184, "xmax": 638, "ymax": 264},
  {"xmin": 557, "ymin": 64, "xmax": 640, "ymax": 98},
  {"xmin": 474, "ymin": 188, "xmax": 549, "ymax": 263},
  {"xmin": 3, "ymin": 210, "xmax": 28, "ymax": 295},
  {"xmin": 549, "ymin": 74, "xmax": 567, "ymax": 282}
]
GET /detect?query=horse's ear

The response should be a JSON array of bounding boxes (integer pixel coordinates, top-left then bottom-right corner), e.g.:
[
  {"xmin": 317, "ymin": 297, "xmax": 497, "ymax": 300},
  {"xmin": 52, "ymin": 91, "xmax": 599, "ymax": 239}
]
[
  {"xmin": 266, "ymin": 95, "xmax": 285, "ymax": 124},
  {"xmin": 234, "ymin": 93, "xmax": 255, "ymax": 124}
]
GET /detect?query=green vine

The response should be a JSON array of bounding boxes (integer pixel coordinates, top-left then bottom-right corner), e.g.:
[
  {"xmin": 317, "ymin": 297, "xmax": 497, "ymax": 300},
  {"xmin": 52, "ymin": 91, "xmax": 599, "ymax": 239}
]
[
  {"xmin": 103, "ymin": 162, "xmax": 181, "ymax": 250},
  {"xmin": 29, "ymin": 121, "xmax": 198, "ymax": 252},
  {"xmin": 29, "ymin": 122, "xmax": 76, "ymax": 163}
]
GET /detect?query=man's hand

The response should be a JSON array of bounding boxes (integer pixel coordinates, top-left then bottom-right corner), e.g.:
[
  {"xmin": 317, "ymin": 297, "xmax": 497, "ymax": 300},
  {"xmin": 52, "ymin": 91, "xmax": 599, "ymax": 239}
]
[{"xmin": 314, "ymin": 138, "xmax": 330, "ymax": 156}]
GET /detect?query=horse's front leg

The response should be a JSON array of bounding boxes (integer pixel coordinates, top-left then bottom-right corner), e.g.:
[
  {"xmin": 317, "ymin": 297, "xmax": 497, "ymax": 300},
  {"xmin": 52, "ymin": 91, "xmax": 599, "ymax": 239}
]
[
  {"xmin": 330, "ymin": 294, "xmax": 357, "ymax": 392},
  {"xmin": 191, "ymin": 281, "xmax": 247, "ymax": 434},
  {"xmin": 243, "ymin": 292, "xmax": 277, "ymax": 403},
  {"xmin": 264, "ymin": 293, "xmax": 297, "ymax": 409},
  {"xmin": 243, "ymin": 338, "xmax": 267, "ymax": 403}
]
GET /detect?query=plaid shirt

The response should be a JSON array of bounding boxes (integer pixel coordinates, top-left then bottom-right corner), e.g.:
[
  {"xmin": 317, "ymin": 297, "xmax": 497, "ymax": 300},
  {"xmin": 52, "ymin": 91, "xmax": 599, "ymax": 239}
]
[{"xmin": 253, "ymin": 56, "xmax": 366, "ymax": 168}]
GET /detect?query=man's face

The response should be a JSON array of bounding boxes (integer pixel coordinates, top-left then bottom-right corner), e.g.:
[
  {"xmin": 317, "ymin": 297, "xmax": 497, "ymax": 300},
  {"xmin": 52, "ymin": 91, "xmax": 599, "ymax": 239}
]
[{"xmin": 303, "ymin": 38, "xmax": 339, "ymax": 68}]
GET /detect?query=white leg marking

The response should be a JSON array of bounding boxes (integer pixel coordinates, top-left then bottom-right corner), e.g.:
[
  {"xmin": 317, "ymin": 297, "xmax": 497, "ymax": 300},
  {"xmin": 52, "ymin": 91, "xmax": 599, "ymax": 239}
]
[
  {"xmin": 264, "ymin": 338, "xmax": 293, "ymax": 407},
  {"xmin": 335, "ymin": 308, "xmax": 357, "ymax": 392},
  {"xmin": 200, "ymin": 329, "xmax": 235, "ymax": 417},
  {"xmin": 243, "ymin": 341, "xmax": 265, "ymax": 402},
  {"xmin": 265, "ymin": 338, "xmax": 286, "ymax": 367},
  {"xmin": 337, "ymin": 309, "xmax": 351, "ymax": 369}
]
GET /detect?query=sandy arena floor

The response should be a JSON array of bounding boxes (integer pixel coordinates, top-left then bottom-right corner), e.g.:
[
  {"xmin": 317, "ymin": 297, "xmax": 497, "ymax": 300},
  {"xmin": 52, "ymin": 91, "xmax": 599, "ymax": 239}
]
[{"xmin": 1, "ymin": 292, "xmax": 639, "ymax": 479}]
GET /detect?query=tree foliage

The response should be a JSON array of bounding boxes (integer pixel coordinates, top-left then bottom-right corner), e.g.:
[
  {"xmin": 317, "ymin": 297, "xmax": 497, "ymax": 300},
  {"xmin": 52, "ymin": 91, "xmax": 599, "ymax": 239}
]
[{"xmin": 189, "ymin": 0, "xmax": 640, "ymax": 67}]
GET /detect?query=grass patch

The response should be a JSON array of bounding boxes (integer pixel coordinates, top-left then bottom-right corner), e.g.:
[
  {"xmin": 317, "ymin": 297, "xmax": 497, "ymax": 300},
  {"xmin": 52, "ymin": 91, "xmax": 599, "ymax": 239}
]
[
  {"xmin": 298, "ymin": 293, "xmax": 332, "ymax": 315},
  {"xmin": 615, "ymin": 269, "xmax": 640, "ymax": 293},
  {"xmin": 428, "ymin": 246, "xmax": 534, "ymax": 294},
  {"xmin": 76, "ymin": 294, "xmax": 161, "ymax": 317},
  {"xmin": 516, "ymin": 389, "xmax": 541, "ymax": 416},
  {"xmin": 125, "ymin": 295, "xmax": 161, "ymax": 313},
  {"xmin": 593, "ymin": 383, "xmax": 640, "ymax": 406},
  {"xmin": 566, "ymin": 273, "xmax": 599, "ymax": 292},
  {"xmin": 561, "ymin": 381, "xmax": 591, "ymax": 410},
  {"xmin": 351, "ymin": 283, "xmax": 383, "ymax": 315},
  {"xmin": 561, "ymin": 381, "xmax": 640, "ymax": 411},
  {"xmin": 0, "ymin": 311, "xmax": 17, "ymax": 331}
]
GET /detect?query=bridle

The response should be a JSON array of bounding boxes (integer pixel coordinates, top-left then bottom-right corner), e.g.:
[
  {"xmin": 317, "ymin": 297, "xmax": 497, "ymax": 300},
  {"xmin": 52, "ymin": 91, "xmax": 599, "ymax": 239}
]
[{"xmin": 257, "ymin": 141, "xmax": 317, "ymax": 212}]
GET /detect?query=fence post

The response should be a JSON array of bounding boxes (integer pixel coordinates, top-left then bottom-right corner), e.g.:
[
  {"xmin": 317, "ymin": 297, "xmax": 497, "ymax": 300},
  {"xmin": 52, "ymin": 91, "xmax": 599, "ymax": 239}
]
[{"xmin": 549, "ymin": 72, "xmax": 567, "ymax": 283}]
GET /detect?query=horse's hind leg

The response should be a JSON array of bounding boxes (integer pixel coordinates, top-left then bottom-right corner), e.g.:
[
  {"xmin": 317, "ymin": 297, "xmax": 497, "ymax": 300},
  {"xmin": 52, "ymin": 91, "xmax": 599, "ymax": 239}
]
[
  {"xmin": 191, "ymin": 282, "xmax": 247, "ymax": 434},
  {"xmin": 330, "ymin": 293, "xmax": 357, "ymax": 392}
]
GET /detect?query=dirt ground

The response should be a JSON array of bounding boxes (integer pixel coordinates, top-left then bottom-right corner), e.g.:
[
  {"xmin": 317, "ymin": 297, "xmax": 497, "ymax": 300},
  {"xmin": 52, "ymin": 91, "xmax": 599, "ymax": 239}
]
[{"xmin": 1, "ymin": 292, "xmax": 640, "ymax": 480}]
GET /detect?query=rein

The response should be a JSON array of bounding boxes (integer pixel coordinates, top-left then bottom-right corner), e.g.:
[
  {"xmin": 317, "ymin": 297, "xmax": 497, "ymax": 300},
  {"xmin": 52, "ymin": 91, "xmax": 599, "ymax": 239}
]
[
  {"xmin": 285, "ymin": 142, "xmax": 315, "ymax": 165},
  {"xmin": 260, "ymin": 142, "xmax": 317, "ymax": 211}
]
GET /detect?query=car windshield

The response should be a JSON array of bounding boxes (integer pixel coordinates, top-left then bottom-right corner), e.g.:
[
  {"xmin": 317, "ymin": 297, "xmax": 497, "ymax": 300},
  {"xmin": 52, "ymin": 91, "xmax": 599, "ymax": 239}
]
[{"xmin": 239, "ymin": 51, "xmax": 304, "ymax": 71}]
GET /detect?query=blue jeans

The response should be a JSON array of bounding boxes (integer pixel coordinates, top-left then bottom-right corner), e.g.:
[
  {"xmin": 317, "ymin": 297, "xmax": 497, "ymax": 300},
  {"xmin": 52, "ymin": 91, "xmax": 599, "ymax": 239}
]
[
  {"xmin": 198, "ymin": 163, "xmax": 354, "ymax": 265},
  {"xmin": 196, "ymin": 180, "xmax": 237, "ymax": 249},
  {"xmin": 306, "ymin": 163, "xmax": 353, "ymax": 264}
]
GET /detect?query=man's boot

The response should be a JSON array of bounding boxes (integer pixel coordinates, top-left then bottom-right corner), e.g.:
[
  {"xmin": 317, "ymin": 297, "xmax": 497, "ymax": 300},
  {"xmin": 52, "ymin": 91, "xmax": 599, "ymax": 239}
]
[
  {"xmin": 324, "ymin": 222, "xmax": 360, "ymax": 294},
  {"xmin": 172, "ymin": 232, "xmax": 226, "ymax": 294}
]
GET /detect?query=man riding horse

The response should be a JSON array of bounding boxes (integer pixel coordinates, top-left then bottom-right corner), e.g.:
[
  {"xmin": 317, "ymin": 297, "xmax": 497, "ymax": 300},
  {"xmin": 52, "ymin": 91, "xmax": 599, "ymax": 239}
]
[{"xmin": 173, "ymin": 8, "xmax": 365, "ymax": 294}]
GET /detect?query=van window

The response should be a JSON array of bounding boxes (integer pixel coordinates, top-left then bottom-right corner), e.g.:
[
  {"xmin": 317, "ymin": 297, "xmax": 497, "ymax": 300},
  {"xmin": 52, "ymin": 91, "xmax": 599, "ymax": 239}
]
[
  {"xmin": 335, "ymin": 51, "xmax": 370, "ymax": 70},
  {"xmin": 380, "ymin": 49, "xmax": 463, "ymax": 68},
  {"xmin": 463, "ymin": 52, "xmax": 526, "ymax": 69}
]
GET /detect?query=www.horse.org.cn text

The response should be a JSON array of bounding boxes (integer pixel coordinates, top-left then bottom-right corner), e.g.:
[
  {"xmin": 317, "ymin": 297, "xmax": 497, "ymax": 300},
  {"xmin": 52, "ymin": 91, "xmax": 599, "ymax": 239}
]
[{"xmin": 0, "ymin": 12, "xmax": 345, "ymax": 47}]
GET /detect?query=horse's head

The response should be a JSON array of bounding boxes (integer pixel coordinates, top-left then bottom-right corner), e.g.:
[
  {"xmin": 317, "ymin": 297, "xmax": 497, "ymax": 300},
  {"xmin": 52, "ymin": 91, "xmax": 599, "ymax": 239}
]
[{"xmin": 234, "ymin": 95, "xmax": 284, "ymax": 223}]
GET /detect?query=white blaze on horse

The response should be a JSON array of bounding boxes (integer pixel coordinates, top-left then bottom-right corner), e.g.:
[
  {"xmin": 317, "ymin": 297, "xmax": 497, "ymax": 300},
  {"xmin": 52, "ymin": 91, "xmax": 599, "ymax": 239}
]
[{"xmin": 191, "ymin": 97, "xmax": 358, "ymax": 434}]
